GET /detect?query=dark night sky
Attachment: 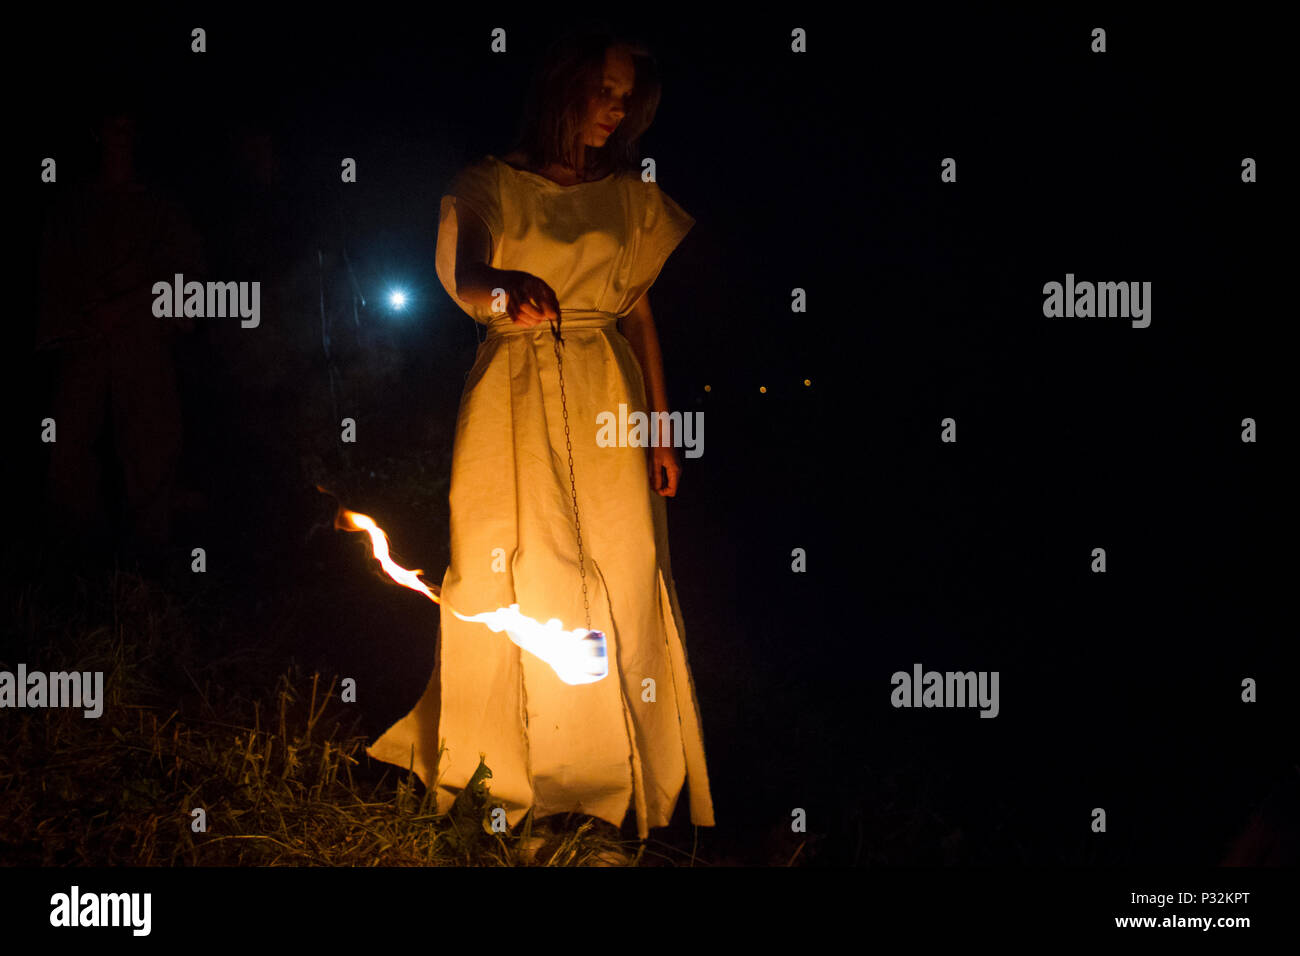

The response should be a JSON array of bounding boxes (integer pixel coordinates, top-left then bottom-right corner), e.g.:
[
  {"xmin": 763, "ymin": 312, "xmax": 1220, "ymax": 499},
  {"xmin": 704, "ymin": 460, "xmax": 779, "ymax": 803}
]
[{"xmin": 11, "ymin": 7, "xmax": 1292, "ymax": 867}]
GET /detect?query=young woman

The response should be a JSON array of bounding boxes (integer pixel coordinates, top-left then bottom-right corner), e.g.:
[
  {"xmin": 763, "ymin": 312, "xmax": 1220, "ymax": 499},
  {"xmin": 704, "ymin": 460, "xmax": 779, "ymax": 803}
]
[{"xmin": 367, "ymin": 25, "xmax": 715, "ymax": 843}]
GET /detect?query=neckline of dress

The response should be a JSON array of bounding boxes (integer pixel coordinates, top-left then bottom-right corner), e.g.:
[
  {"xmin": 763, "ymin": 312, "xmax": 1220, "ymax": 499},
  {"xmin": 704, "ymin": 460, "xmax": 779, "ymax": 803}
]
[{"xmin": 490, "ymin": 154, "xmax": 617, "ymax": 189}]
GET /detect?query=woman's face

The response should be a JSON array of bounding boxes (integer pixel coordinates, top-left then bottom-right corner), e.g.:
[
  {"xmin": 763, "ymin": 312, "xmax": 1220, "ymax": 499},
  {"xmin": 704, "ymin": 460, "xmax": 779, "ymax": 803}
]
[{"xmin": 580, "ymin": 47, "xmax": 635, "ymax": 148}]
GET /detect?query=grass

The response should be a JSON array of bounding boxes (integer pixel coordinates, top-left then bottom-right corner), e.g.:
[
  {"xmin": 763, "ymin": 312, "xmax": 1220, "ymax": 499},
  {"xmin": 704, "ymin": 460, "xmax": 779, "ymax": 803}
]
[
  {"xmin": 7, "ymin": 550, "xmax": 1279, "ymax": 867},
  {"xmin": 6, "ymin": 545, "xmax": 1282, "ymax": 867},
  {"xmin": 0, "ymin": 560, "xmax": 688, "ymax": 867}
]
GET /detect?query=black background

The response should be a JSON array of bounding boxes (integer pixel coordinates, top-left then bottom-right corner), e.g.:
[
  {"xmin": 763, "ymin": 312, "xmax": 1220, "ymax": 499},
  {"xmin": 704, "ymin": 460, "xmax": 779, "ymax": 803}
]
[{"xmin": 7, "ymin": 3, "xmax": 1292, "ymax": 884}]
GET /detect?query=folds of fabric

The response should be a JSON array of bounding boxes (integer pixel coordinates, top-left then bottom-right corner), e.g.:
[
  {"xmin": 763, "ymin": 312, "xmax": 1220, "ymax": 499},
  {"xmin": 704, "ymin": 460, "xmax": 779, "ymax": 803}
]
[{"xmin": 366, "ymin": 155, "xmax": 713, "ymax": 839}]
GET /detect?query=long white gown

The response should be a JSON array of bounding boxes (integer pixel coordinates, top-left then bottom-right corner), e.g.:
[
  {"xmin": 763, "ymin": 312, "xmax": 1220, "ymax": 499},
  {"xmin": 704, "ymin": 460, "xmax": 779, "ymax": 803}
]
[{"xmin": 366, "ymin": 154, "xmax": 715, "ymax": 839}]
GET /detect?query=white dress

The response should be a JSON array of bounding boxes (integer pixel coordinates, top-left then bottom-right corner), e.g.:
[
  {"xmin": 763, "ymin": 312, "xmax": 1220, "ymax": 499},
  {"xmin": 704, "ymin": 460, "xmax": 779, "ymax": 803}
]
[{"xmin": 366, "ymin": 154, "xmax": 715, "ymax": 839}]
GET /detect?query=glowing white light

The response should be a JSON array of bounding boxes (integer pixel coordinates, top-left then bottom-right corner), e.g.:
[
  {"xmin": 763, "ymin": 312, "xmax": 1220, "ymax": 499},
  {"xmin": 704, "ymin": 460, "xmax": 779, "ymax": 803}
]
[{"xmin": 389, "ymin": 290, "xmax": 407, "ymax": 309}]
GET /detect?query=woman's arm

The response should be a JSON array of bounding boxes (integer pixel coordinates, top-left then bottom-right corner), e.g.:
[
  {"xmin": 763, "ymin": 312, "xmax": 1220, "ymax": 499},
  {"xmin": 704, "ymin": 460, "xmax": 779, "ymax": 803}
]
[
  {"xmin": 622, "ymin": 292, "xmax": 682, "ymax": 496},
  {"xmin": 452, "ymin": 208, "xmax": 558, "ymax": 324},
  {"xmin": 452, "ymin": 209, "xmax": 500, "ymax": 307},
  {"xmin": 621, "ymin": 292, "xmax": 670, "ymax": 416}
]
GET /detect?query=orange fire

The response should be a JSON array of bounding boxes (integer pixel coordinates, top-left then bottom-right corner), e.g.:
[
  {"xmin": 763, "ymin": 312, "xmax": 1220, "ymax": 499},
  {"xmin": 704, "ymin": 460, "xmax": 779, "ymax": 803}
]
[{"xmin": 322, "ymin": 490, "xmax": 607, "ymax": 685}]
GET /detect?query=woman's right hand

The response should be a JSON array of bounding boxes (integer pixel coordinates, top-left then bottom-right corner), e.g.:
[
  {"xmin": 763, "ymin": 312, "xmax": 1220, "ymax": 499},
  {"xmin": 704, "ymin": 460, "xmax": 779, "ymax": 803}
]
[{"xmin": 495, "ymin": 270, "xmax": 560, "ymax": 327}]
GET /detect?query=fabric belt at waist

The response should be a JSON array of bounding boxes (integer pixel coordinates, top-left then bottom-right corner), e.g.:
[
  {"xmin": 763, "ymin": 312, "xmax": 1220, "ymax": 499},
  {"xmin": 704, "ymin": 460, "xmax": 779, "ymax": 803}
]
[{"xmin": 484, "ymin": 309, "xmax": 620, "ymax": 338}]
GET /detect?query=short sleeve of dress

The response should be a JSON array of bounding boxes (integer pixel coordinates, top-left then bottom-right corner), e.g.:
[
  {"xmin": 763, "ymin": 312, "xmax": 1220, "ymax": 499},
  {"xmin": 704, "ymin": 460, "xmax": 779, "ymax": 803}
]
[
  {"xmin": 622, "ymin": 177, "xmax": 695, "ymax": 314},
  {"xmin": 435, "ymin": 156, "xmax": 504, "ymax": 323}
]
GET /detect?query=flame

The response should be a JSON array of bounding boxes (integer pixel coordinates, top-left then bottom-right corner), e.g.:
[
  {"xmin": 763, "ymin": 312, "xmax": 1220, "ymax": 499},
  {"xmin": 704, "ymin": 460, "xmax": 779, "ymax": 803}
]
[{"xmin": 321, "ymin": 488, "xmax": 607, "ymax": 685}]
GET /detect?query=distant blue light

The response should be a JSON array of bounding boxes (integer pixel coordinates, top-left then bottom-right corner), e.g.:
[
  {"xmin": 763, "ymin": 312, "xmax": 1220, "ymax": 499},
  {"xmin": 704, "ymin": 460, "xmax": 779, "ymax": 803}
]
[{"xmin": 389, "ymin": 289, "xmax": 408, "ymax": 310}]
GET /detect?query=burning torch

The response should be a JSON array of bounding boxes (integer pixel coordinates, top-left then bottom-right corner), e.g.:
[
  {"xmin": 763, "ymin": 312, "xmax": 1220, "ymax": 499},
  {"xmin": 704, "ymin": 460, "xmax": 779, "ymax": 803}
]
[{"xmin": 320, "ymin": 488, "xmax": 608, "ymax": 685}]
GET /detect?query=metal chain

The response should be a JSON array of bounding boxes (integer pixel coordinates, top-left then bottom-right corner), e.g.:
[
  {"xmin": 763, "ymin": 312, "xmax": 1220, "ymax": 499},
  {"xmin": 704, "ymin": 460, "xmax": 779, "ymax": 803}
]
[{"xmin": 551, "ymin": 321, "xmax": 592, "ymax": 631}]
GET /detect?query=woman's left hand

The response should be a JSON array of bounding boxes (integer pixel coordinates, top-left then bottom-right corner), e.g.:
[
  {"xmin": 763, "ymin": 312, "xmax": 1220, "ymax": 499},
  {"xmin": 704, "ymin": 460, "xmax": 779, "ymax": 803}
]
[{"xmin": 650, "ymin": 444, "xmax": 681, "ymax": 497}]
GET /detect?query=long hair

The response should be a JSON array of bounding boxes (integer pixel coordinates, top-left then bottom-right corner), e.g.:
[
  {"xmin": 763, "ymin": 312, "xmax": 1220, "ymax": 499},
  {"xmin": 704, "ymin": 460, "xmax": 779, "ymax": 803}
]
[{"xmin": 506, "ymin": 22, "xmax": 662, "ymax": 182}]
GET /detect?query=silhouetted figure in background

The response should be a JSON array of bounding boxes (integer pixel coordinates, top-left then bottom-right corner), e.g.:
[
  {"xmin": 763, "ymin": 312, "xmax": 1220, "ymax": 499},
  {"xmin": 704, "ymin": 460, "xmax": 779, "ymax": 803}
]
[
  {"xmin": 197, "ymin": 118, "xmax": 331, "ymax": 512},
  {"xmin": 37, "ymin": 109, "xmax": 203, "ymax": 560}
]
